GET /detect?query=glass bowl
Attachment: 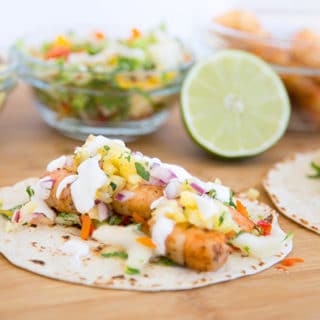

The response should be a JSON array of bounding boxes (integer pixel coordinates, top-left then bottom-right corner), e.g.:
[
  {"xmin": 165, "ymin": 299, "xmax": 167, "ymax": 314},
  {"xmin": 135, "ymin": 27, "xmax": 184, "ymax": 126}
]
[
  {"xmin": 0, "ymin": 50, "xmax": 17, "ymax": 113},
  {"xmin": 14, "ymin": 27, "xmax": 193, "ymax": 140},
  {"xmin": 209, "ymin": 10, "xmax": 320, "ymax": 131}
]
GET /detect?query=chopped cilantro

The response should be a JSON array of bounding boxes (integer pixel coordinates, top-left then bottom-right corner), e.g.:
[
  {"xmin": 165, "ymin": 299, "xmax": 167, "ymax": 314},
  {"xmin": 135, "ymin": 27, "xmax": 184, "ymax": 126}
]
[
  {"xmin": 125, "ymin": 266, "xmax": 140, "ymax": 275},
  {"xmin": 283, "ymin": 231, "xmax": 294, "ymax": 242},
  {"xmin": 101, "ymin": 251, "xmax": 128, "ymax": 259},
  {"xmin": 136, "ymin": 223, "xmax": 143, "ymax": 231},
  {"xmin": 218, "ymin": 212, "xmax": 226, "ymax": 226},
  {"xmin": 153, "ymin": 256, "xmax": 177, "ymax": 266},
  {"xmin": 208, "ymin": 189, "xmax": 216, "ymax": 198},
  {"xmin": 108, "ymin": 215, "xmax": 122, "ymax": 225},
  {"xmin": 308, "ymin": 161, "xmax": 320, "ymax": 179},
  {"xmin": 26, "ymin": 186, "xmax": 34, "ymax": 199},
  {"xmin": 243, "ymin": 246, "xmax": 250, "ymax": 254},
  {"xmin": 110, "ymin": 182, "xmax": 117, "ymax": 191},
  {"xmin": 229, "ymin": 191, "xmax": 236, "ymax": 208},
  {"xmin": 124, "ymin": 152, "xmax": 132, "ymax": 162},
  {"xmin": 135, "ymin": 162, "xmax": 150, "ymax": 181},
  {"xmin": 104, "ymin": 145, "xmax": 110, "ymax": 152}
]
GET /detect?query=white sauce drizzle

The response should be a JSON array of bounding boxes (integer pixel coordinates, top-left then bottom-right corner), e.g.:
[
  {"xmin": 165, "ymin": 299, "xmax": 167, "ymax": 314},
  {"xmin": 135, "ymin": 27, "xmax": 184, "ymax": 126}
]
[
  {"xmin": 151, "ymin": 215, "xmax": 175, "ymax": 255},
  {"xmin": 93, "ymin": 225, "xmax": 153, "ymax": 269},
  {"xmin": 194, "ymin": 194, "xmax": 222, "ymax": 220},
  {"xmin": 56, "ymin": 175, "xmax": 78, "ymax": 199},
  {"xmin": 46, "ymin": 155, "xmax": 66, "ymax": 172},
  {"xmin": 71, "ymin": 155, "xmax": 108, "ymax": 213},
  {"xmin": 78, "ymin": 135, "xmax": 125, "ymax": 156}
]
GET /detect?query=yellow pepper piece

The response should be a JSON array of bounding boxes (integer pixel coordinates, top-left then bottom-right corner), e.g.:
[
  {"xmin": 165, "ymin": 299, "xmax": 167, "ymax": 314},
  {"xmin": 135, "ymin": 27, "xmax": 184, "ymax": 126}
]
[
  {"xmin": 0, "ymin": 210, "xmax": 13, "ymax": 218},
  {"xmin": 54, "ymin": 35, "xmax": 71, "ymax": 48}
]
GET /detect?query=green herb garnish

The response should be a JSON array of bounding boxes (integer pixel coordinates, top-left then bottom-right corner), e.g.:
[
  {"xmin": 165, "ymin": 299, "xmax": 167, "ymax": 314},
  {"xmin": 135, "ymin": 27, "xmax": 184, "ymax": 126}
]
[
  {"xmin": 110, "ymin": 182, "xmax": 117, "ymax": 191},
  {"xmin": 308, "ymin": 161, "xmax": 320, "ymax": 178},
  {"xmin": 104, "ymin": 145, "xmax": 110, "ymax": 152},
  {"xmin": 208, "ymin": 189, "xmax": 216, "ymax": 198},
  {"xmin": 125, "ymin": 266, "xmax": 140, "ymax": 275},
  {"xmin": 243, "ymin": 246, "xmax": 250, "ymax": 254},
  {"xmin": 153, "ymin": 256, "xmax": 177, "ymax": 266},
  {"xmin": 55, "ymin": 212, "xmax": 81, "ymax": 226},
  {"xmin": 101, "ymin": 251, "xmax": 128, "ymax": 259},
  {"xmin": 136, "ymin": 223, "xmax": 143, "ymax": 231},
  {"xmin": 229, "ymin": 191, "xmax": 236, "ymax": 208},
  {"xmin": 108, "ymin": 215, "xmax": 122, "ymax": 225},
  {"xmin": 135, "ymin": 162, "xmax": 150, "ymax": 181},
  {"xmin": 26, "ymin": 186, "xmax": 34, "ymax": 199},
  {"xmin": 283, "ymin": 231, "xmax": 294, "ymax": 242},
  {"xmin": 218, "ymin": 212, "xmax": 226, "ymax": 226}
]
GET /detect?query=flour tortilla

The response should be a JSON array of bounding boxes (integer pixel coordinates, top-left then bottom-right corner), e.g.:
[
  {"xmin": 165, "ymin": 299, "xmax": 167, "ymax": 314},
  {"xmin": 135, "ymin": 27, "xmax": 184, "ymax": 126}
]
[
  {"xmin": 264, "ymin": 150, "xmax": 320, "ymax": 234},
  {"xmin": 0, "ymin": 179, "xmax": 292, "ymax": 291}
]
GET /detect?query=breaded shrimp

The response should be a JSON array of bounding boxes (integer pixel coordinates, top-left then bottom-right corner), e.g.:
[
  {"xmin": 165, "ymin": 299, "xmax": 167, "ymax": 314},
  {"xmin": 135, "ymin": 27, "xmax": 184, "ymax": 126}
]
[
  {"xmin": 292, "ymin": 28, "xmax": 320, "ymax": 68},
  {"xmin": 165, "ymin": 224, "xmax": 230, "ymax": 272},
  {"xmin": 44, "ymin": 169, "xmax": 78, "ymax": 214},
  {"xmin": 112, "ymin": 185, "xmax": 164, "ymax": 219},
  {"xmin": 214, "ymin": 10, "xmax": 265, "ymax": 35}
]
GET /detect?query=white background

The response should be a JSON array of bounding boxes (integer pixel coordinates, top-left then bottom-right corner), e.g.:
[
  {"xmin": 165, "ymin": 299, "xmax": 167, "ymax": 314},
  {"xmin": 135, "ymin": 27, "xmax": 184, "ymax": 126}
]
[{"xmin": 1, "ymin": 0, "xmax": 319, "ymax": 47}]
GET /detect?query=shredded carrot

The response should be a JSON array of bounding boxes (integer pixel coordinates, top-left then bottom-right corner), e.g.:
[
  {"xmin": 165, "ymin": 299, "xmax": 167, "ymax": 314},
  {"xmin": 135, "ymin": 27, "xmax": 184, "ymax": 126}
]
[
  {"xmin": 80, "ymin": 215, "xmax": 92, "ymax": 240},
  {"xmin": 94, "ymin": 31, "xmax": 105, "ymax": 40},
  {"xmin": 132, "ymin": 212, "xmax": 145, "ymax": 224},
  {"xmin": 281, "ymin": 258, "xmax": 304, "ymax": 267},
  {"xmin": 236, "ymin": 200, "xmax": 249, "ymax": 218},
  {"xmin": 45, "ymin": 46, "xmax": 70, "ymax": 60},
  {"xmin": 136, "ymin": 236, "xmax": 157, "ymax": 249},
  {"xmin": 131, "ymin": 28, "xmax": 141, "ymax": 39}
]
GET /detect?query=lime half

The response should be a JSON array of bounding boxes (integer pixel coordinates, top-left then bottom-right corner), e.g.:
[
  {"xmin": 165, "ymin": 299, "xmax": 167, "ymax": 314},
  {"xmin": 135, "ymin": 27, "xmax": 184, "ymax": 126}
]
[{"xmin": 181, "ymin": 50, "xmax": 290, "ymax": 158}]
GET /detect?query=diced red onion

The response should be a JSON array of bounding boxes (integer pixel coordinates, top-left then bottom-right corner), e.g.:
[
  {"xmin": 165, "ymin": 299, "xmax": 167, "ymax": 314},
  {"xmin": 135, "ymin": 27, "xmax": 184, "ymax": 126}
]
[
  {"xmin": 94, "ymin": 199, "xmax": 101, "ymax": 205},
  {"xmin": 97, "ymin": 202, "xmax": 110, "ymax": 222},
  {"xmin": 115, "ymin": 190, "xmax": 135, "ymax": 202},
  {"xmin": 133, "ymin": 151, "xmax": 143, "ymax": 158},
  {"xmin": 164, "ymin": 180, "xmax": 180, "ymax": 199},
  {"xmin": 39, "ymin": 177, "xmax": 55, "ymax": 190},
  {"xmin": 149, "ymin": 177, "xmax": 166, "ymax": 187},
  {"xmin": 12, "ymin": 210, "xmax": 21, "ymax": 223},
  {"xmin": 190, "ymin": 182, "xmax": 206, "ymax": 195},
  {"xmin": 150, "ymin": 165, "xmax": 177, "ymax": 184}
]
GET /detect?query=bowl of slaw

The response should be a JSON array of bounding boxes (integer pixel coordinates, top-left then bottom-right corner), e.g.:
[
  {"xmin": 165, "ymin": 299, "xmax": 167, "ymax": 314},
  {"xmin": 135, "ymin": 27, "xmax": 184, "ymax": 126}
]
[
  {"xmin": 0, "ymin": 50, "xmax": 17, "ymax": 113},
  {"xmin": 15, "ymin": 25, "xmax": 193, "ymax": 140}
]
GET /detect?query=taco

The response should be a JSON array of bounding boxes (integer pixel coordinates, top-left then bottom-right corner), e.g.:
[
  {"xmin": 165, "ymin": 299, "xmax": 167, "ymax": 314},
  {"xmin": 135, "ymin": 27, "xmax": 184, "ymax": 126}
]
[
  {"xmin": 264, "ymin": 150, "xmax": 320, "ymax": 234},
  {"xmin": 0, "ymin": 135, "xmax": 292, "ymax": 291}
]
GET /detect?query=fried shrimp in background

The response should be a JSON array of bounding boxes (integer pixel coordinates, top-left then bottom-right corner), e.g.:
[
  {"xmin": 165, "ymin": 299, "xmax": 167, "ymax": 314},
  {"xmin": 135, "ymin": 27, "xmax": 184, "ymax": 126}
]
[{"xmin": 213, "ymin": 10, "xmax": 320, "ymax": 127}]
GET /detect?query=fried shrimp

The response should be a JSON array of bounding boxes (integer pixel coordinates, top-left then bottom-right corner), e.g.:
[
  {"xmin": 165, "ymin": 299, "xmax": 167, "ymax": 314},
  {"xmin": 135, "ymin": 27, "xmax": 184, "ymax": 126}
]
[
  {"xmin": 165, "ymin": 224, "xmax": 230, "ymax": 272},
  {"xmin": 44, "ymin": 169, "xmax": 78, "ymax": 214},
  {"xmin": 112, "ymin": 185, "xmax": 164, "ymax": 219}
]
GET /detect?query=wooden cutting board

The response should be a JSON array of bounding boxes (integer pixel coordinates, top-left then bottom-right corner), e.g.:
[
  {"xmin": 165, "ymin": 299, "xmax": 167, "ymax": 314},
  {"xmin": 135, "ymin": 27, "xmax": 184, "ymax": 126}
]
[{"xmin": 0, "ymin": 84, "xmax": 319, "ymax": 320}]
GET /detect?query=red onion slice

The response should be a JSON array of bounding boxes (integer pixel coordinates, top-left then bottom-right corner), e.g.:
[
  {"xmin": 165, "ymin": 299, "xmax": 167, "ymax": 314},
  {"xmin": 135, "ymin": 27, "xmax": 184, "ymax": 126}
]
[
  {"xmin": 164, "ymin": 180, "xmax": 181, "ymax": 199},
  {"xmin": 190, "ymin": 182, "xmax": 206, "ymax": 195},
  {"xmin": 150, "ymin": 165, "xmax": 177, "ymax": 184},
  {"xmin": 97, "ymin": 202, "xmax": 110, "ymax": 221},
  {"xmin": 115, "ymin": 190, "xmax": 135, "ymax": 202},
  {"xmin": 39, "ymin": 177, "xmax": 55, "ymax": 191},
  {"xmin": 12, "ymin": 210, "xmax": 21, "ymax": 223}
]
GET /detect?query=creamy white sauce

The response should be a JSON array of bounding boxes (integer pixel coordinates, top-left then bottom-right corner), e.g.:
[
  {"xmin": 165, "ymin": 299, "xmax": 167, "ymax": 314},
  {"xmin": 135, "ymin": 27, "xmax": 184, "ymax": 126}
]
[
  {"xmin": 28, "ymin": 180, "xmax": 56, "ymax": 221},
  {"xmin": 71, "ymin": 155, "xmax": 108, "ymax": 213},
  {"xmin": 205, "ymin": 182, "xmax": 231, "ymax": 203},
  {"xmin": 151, "ymin": 215, "xmax": 175, "ymax": 255},
  {"xmin": 56, "ymin": 175, "xmax": 78, "ymax": 199},
  {"xmin": 60, "ymin": 239, "xmax": 90, "ymax": 261},
  {"xmin": 150, "ymin": 196, "xmax": 166, "ymax": 210},
  {"xmin": 230, "ymin": 219, "xmax": 286, "ymax": 259},
  {"xmin": 46, "ymin": 155, "xmax": 66, "ymax": 172},
  {"xmin": 78, "ymin": 135, "xmax": 125, "ymax": 156},
  {"xmin": 93, "ymin": 225, "xmax": 154, "ymax": 269},
  {"xmin": 194, "ymin": 194, "xmax": 221, "ymax": 220}
]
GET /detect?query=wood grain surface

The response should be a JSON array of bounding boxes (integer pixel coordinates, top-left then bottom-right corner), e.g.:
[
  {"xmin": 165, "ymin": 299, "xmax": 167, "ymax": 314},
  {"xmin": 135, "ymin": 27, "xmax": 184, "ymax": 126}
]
[{"xmin": 0, "ymin": 84, "xmax": 319, "ymax": 320}]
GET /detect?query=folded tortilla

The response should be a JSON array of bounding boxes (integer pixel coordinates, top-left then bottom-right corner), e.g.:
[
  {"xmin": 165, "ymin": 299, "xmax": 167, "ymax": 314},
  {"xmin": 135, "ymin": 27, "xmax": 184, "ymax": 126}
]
[
  {"xmin": 0, "ymin": 179, "xmax": 292, "ymax": 291},
  {"xmin": 264, "ymin": 150, "xmax": 320, "ymax": 234}
]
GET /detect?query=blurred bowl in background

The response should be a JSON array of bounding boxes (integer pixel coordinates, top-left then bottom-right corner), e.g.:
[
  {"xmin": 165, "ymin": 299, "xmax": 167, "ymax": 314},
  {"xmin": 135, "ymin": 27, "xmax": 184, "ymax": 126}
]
[
  {"xmin": 14, "ymin": 26, "xmax": 193, "ymax": 140},
  {"xmin": 209, "ymin": 9, "xmax": 320, "ymax": 131},
  {"xmin": 0, "ymin": 50, "xmax": 17, "ymax": 113}
]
